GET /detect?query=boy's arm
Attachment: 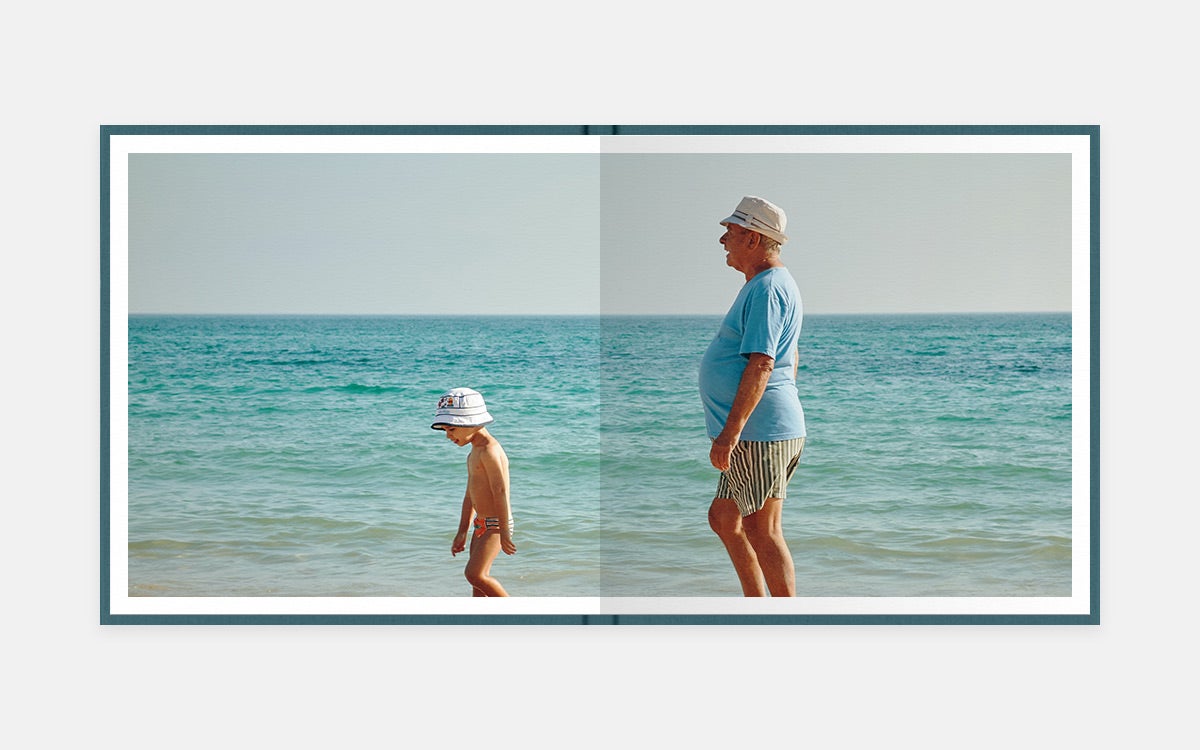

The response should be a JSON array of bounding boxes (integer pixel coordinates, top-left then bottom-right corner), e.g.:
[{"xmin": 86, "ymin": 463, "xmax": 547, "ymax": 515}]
[
  {"xmin": 451, "ymin": 480, "xmax": 473, "ymax": 557},
  {"xmin": 483, "ymin": 448, "xmax": 516, "ymax": 555}
]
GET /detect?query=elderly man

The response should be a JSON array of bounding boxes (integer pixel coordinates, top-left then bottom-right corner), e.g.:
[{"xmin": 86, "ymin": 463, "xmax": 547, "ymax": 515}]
[{"xmin": 699, "ymin": 196, "xmax": 807, "ymax": 597}]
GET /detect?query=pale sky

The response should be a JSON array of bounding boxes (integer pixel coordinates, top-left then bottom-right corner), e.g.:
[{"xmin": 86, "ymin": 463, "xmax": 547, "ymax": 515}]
[{"xmin": 127, "ymin": 144, "xmax": 1072, "ymax": 315}]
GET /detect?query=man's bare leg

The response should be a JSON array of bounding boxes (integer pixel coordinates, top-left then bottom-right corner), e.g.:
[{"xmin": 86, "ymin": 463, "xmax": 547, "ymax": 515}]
[
  {"xmin": 742, "ymin": 497, "xmax": 795, "ymax": 597},
  {"xmin": 708, "ymin": 497, "xmax": 767, "ymax": 596}
]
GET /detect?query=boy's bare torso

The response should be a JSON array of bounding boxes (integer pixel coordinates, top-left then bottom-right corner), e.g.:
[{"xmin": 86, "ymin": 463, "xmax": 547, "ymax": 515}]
[{"xmin": 466, "ymin": 441, "xmax": 509, "ymax": 520}]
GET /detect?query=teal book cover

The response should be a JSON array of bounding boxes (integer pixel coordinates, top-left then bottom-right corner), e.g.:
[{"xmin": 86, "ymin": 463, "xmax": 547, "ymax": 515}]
[{"xmin": 101, "ymin": 125, "xmax": 1098, "ymax": 625}]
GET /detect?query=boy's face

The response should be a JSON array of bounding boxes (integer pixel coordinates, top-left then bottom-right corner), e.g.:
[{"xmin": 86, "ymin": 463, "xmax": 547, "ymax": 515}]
[{"xmin": 436, "ymin": 425, "xmax": 478, "ymax": 446}]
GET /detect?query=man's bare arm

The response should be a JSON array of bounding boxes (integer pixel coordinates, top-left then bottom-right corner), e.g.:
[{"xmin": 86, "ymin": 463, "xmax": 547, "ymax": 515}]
[{"xmin": 710, "ymin": 352, "xmax": 775, "ymax": 471}]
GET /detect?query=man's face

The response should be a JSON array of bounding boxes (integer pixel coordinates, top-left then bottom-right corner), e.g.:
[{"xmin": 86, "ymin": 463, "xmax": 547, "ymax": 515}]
[{"xmin": 719, "ymin": 223, "xmax": 760, "ymax": 273}]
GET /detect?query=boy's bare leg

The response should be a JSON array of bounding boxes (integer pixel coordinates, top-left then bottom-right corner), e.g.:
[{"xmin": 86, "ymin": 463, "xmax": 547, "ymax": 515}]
[
  {"xmin": 742, "ymin": 497, "xmax": 795, "ymax": 597},
  {"xmin": 708, "ymin": 498, "xmax": 767, "ymax": 596},
  {"xmin": 465, "ymin": 532, "xmax": 509, "ymax": 597}
]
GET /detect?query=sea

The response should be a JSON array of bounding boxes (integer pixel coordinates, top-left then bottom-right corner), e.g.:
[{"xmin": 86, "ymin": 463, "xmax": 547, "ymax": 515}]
[{"xmin": 124, "ymin": 313, "xmax": 1073, "ymax": 598}]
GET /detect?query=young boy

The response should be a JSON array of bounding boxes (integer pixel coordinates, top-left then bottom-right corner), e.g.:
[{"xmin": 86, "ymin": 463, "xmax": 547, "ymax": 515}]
[{"xmin": 431, "ymin": 387, "xmax": 515, "ymax": 596}]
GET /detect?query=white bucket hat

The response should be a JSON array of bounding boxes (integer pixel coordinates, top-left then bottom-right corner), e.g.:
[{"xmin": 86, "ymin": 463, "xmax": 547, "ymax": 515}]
[
  {"xmin": 431, "ymin": 387, "xmax": 495, "ymax": 429},
  {"xmin": 719, "ymin": 195, "xmax": 788, "ymax": 245}
]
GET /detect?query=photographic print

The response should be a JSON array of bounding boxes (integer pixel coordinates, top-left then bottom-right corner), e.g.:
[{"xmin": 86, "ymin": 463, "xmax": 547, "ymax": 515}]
[{"xmin": 101, "ymin": 125, "xmax": 1097, "ymax": 624}]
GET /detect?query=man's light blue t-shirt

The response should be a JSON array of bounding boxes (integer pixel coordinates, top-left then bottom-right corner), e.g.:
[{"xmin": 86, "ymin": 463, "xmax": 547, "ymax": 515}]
[{"xmin": 698, "ymin": 267, "xmax": 807, "ymax": 441}]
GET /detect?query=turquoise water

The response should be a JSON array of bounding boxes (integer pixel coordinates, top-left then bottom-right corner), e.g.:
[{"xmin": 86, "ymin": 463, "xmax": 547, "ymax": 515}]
[{"xmin": 125, "ymin": 313, "xmax": 1072, "ymax": 597}]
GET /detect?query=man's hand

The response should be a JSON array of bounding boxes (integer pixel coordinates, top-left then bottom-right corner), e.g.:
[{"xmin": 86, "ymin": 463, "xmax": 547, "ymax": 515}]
[
  {"xmin": 451, "ymin": 530, "xmax": 467, "ymax": 556},
  {"xmin": 710, "ymin": 435, "xmax": 737, "ymax": 472}
]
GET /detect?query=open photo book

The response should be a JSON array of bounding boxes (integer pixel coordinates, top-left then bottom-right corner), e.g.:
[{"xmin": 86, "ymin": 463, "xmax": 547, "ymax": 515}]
[{"xmin": 101, "ymin": 125, "xmax": 1098, "ymax": 625}]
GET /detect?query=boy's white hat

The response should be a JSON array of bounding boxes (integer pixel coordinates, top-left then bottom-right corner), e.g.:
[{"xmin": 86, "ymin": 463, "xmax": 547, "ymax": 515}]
[
  {"xmin": 719, "ymin": 195, "xmax": 789, "ymax": 245},
  {"xmin": 431, "ymin": 387, "xmax": 494, "ymax": 429}
]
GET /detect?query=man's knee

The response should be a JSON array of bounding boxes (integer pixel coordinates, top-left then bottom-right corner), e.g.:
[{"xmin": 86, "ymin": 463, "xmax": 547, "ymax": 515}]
[
  {"xmin": 708, "ymin": 499, "xmax": 742, "ymax": 537},
  {"xmin": 742, "ymin": 502, "xmax": 784, "ymax": 543}
]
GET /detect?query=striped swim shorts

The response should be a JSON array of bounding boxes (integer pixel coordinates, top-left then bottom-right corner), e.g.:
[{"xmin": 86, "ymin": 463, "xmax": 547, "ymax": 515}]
[{"xmin": 715, "ymin": 437, "xmax": 806, "ymax": 517}]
